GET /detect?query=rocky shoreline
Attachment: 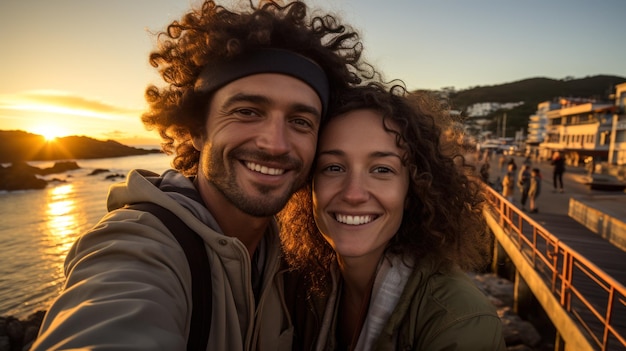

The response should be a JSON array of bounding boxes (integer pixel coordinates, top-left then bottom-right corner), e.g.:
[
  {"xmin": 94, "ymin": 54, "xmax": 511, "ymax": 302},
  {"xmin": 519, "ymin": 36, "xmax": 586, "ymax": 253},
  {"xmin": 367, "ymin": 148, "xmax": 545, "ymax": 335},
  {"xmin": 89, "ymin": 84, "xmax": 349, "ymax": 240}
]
[
  {"xmin": 469, "ymin": 273, "xmax": 553, "ymax": 351},
  {"xmin": 1, "ymin": 273, "xmax": 552, "ymax": 351},
  {"xmin": 0, "ymin": 130, "xmax": 160, "ymax": 191},
  {"xmin": 0, "ymin": 130, "xmax": 161, "ymax": 164},
  {"xmin": 0, "ymin": 311, "xmax": 44, "ymax": 351},
  {"xmin": 0, "ymin": 161, "xmax": 81, "ymax": 191}
]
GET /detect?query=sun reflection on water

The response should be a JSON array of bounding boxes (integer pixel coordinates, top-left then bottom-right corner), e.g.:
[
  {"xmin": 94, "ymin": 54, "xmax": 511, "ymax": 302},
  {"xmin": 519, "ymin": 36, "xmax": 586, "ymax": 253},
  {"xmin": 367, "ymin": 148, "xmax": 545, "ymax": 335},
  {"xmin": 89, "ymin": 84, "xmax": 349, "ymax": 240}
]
[{"xmin": 45, "ymin": 184, "xmax": 79, "ymax": 256}]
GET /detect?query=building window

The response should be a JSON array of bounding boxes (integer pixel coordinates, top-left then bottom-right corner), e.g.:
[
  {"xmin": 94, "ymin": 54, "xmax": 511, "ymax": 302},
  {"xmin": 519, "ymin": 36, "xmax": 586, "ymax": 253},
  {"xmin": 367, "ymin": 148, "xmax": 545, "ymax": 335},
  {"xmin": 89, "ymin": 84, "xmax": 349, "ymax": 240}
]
[{"xmin": 600, "ymin": 131, "xmax": 611, "ymax": 145}]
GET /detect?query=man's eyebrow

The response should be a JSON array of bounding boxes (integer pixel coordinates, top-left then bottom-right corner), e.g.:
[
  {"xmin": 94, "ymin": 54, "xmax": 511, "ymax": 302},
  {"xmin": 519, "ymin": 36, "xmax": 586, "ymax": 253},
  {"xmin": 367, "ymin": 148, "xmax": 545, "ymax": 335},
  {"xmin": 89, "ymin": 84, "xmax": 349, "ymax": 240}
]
[
  {"xmin": 221, "ymin": 93, "xmax": 270, "ymax": 109},
  {"xmin": 221, "ymin": 92, "xmax": 321, "ymax": 118},
  {"xmin": 292, "ymin": 103, "xmax": 321, "ymax": 118}
]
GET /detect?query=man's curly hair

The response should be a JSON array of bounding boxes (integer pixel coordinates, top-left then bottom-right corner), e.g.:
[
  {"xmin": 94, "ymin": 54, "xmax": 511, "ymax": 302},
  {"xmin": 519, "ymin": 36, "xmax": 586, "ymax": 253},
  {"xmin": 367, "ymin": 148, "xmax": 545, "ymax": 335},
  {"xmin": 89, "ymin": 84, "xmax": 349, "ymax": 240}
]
[
  {"xmin": 278, "ymin": 84, "xmax": 491, "ymax": 294},
  {"xmin": 141, "ymin": 0, "xmax": 378, "ymax": 175}
]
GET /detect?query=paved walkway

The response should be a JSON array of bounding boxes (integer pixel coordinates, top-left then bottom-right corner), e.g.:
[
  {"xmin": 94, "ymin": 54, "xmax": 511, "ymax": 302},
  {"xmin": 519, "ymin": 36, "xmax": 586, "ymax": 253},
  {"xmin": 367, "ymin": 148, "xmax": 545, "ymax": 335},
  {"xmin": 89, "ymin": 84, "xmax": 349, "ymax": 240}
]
[
  {"xmin": 485, "ymin": 155, "xmax": 625, "ymax": 217},
  {"xmin": 482, "ymin": 154, "xmax": 626, "ymax": 286}
]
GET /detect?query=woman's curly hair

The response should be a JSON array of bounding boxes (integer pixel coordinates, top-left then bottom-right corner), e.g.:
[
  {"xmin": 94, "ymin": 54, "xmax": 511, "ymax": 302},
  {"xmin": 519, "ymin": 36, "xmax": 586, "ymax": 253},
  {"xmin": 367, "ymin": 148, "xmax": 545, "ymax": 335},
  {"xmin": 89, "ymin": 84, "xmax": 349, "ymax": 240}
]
[
  {"xmin": 141, "ymin": 0, "xmax": 379, "ymax": 175},
  {"xmin": 278, "ymin": 84, "xmax": 491, "ymax": 294}
]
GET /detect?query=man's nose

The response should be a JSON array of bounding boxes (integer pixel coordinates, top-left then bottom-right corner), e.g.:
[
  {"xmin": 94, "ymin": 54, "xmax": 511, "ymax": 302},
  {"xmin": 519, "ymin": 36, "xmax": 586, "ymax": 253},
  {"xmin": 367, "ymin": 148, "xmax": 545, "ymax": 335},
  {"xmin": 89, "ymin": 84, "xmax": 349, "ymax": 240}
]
[{"xmin": 256, "ymin": 118, "xmax": 290, "ymax": 155}]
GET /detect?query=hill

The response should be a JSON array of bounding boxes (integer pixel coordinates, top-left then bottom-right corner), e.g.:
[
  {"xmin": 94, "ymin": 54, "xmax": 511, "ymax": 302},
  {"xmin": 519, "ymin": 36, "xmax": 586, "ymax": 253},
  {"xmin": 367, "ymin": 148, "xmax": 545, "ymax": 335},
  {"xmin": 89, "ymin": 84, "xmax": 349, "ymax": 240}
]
[
  {"xmin": 446, "ymin": 75, "xmax": 626, "ymax": 137},
  {"xmin": 0, "ymin": 130, "xmax": 161, "ymax": 163}
]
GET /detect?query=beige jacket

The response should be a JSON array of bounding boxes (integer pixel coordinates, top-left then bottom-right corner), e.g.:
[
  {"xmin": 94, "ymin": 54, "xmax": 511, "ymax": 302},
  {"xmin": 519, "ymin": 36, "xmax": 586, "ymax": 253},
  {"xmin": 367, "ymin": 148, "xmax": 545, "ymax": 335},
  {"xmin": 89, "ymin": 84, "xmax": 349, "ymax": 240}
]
[{"xmin": 32, "ymin": 169, "xmax": 293, "ymax": 350}]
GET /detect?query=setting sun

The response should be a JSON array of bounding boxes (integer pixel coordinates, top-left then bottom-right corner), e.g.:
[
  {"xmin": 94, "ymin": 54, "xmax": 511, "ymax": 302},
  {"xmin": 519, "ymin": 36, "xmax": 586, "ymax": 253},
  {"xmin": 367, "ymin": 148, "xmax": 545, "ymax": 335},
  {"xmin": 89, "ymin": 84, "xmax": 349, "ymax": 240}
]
[{"xmin": 32, "ymin": 124, "xmax": 69, "ymax": 141}]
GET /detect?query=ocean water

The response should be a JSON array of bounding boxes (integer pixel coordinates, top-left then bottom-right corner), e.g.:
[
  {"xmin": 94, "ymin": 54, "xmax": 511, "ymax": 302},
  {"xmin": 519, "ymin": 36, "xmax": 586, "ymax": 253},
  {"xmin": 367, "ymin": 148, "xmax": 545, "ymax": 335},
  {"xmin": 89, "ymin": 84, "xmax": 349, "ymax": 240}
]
[{"xmin": 0, "ymin": 153, "xmax": 172, "ymax": 319}]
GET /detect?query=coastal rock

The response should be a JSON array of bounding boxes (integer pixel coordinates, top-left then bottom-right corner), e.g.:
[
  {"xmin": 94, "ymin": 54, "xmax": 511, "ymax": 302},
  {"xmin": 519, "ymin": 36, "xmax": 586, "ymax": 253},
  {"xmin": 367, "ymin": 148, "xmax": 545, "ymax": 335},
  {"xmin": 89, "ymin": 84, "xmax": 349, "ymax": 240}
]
[
  {"xmin": 469, "ymin": 273, "xmax": 548, "ymax": 350},
  {"xmin": 37, "ymin": 161, "xmax": 80, "ymax": 175},
  {"xmin": 105, "ymin": 173, "xmax": 125, "ymax": 180},
  {"xmin": 87, "ymin": 169, "xmax": 125, "ymax": 180},
  {"xmin": 500, "ymin": 307, "xmax": 543, "ymax": 347},
  {"xmin": 0, "ymin": 164, "xmax": 47, "ymax": 190},
  {"xmin": 471, "ymin": 272, "xmax": 515, "ymax": 307},
  {"xmin": 88, "ymin": 168, "xmax": 109, "ymax": 176},
  {"xmin": 0, "ymin": 161, "xmax": 80, "ymax": 191},
  {"xmin": 0, "ymin": 311, "xmax": 43, "ymax": 351}
]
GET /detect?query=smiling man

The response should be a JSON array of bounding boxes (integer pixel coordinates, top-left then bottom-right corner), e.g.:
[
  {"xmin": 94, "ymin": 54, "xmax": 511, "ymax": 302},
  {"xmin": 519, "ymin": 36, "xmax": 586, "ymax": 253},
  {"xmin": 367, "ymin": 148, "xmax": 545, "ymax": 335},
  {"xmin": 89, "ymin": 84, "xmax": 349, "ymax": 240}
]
[
  {"xmin": 31, "ymin": 1, "xmax": 380, "ymax": 350},
  {"xmin": 192, "ymin": 73, "xmax": 321, "ymax": 256}
]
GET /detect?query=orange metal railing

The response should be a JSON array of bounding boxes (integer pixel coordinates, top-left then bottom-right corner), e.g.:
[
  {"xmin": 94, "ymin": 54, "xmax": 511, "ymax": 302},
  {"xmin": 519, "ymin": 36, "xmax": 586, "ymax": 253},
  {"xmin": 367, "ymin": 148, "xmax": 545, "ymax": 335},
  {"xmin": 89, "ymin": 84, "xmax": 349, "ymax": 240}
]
[{"xmin": 483, "ymin": 185, "xmax": 626, "ymax": 350}]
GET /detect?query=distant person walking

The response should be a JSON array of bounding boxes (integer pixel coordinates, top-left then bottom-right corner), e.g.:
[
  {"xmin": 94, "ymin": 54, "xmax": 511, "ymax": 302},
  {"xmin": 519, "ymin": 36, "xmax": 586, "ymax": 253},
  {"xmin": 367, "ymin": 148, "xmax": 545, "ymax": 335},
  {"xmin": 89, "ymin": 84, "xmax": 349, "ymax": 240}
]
[
  {"xmin": 528, "ymin": 168, "xmax": 542, "ymax": 213},
  {"xmin": 498, "ymin": 155, "xmax": 506, "ymax": 174},
  {"xmin": 507, "ymin": 157, "xmax": 518, "ymax": 173},
  {"xmin": 551, "ymin": 151, "xmax": 566, "ymax": 193},
  {"xmin": 502, "ymin": 163, "xmax": 516, "ymax": 203},
  {"xmin": 518, "ymin": 164, "xmax": 531, "ymax": 211}
]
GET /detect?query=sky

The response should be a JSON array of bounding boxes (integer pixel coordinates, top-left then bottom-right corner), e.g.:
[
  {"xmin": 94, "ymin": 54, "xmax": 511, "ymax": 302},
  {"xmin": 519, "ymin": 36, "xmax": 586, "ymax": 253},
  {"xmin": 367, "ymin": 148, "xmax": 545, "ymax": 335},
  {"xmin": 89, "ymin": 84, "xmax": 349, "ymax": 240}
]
[{"xmin": 1, "ymin": 0, "xmax": 624, "ymax": 145}]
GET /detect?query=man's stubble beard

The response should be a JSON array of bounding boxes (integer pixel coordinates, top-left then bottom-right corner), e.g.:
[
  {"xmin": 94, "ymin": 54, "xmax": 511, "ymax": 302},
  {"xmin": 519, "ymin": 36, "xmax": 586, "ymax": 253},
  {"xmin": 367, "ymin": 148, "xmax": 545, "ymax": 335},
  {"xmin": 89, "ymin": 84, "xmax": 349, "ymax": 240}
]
[{"xmin": 205, "ymin": 147, "xmax": 307, "ymax": 217}]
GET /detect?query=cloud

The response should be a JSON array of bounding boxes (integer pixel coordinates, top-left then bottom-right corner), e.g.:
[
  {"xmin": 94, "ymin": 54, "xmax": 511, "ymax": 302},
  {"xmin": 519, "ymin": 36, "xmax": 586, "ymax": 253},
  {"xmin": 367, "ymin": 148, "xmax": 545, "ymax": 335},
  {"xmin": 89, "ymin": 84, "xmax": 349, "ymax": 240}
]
[
  {"xmin": 103, "ymin": 130, "xmax": 133, "ymax": 140},
  {"xmin": 0, "ymin": 90, "xmax": 143, "ymax": 120}
]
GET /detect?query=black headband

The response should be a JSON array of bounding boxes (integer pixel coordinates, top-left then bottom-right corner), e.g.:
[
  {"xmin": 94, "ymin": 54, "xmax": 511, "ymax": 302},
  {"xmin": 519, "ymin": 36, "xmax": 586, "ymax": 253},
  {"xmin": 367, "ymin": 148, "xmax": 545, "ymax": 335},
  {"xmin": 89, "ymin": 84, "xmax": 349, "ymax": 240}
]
[{"xmin": 194, "ymin": 48, "xmax": 329, "ymax": 116}]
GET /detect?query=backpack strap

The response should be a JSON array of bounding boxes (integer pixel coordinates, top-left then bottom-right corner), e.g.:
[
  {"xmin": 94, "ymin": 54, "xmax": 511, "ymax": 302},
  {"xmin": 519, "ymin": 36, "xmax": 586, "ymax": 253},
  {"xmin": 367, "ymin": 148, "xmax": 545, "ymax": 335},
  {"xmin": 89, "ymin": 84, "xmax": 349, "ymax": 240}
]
[{"xmin": 126, "ymin": 203, "xmax": 211, "ymax": 351}]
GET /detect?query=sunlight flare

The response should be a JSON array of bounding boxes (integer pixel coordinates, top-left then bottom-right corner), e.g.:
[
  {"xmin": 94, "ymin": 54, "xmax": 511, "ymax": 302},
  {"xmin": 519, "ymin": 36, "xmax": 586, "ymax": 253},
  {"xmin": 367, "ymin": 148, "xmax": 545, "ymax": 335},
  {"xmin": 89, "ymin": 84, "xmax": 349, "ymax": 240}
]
[{"xmin": 32, "ymin": 124, "xmax": 69, "ymax": 141}]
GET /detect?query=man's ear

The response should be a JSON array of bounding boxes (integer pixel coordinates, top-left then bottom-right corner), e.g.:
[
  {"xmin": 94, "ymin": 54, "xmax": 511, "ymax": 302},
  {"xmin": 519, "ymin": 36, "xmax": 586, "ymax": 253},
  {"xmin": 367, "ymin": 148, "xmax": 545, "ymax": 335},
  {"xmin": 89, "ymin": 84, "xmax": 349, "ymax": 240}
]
[{"xmin": 191, "ymin": 134, "xmax": 204, "ymax": 152}]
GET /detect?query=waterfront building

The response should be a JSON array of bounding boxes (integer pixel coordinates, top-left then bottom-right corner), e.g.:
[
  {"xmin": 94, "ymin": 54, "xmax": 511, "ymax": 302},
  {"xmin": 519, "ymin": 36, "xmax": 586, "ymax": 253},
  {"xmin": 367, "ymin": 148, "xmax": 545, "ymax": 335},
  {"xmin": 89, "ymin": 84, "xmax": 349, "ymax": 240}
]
[
  {"xmin": 526, "ymin": 101, "xmax": 560, "ymax": 157},
  {"xmin": 539, "ymin": 100, "xmax": 615, "ymax": 165},
  {"xmin": 536, "ymin": 84, "xmax": 626, "ymax": 167},
  {"xmin": 466, "ymin": 101, "xmax": 524, "ymax": 117},
  {"xmin": 608, "ymin": 82, "xmax": 626, "ymax": 165}
]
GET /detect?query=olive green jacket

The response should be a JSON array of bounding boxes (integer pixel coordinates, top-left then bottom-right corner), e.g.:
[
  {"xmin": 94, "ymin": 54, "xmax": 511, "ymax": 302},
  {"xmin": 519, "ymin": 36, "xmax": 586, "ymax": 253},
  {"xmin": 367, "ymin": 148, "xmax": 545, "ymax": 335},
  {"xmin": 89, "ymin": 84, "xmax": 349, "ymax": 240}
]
[{"xmin": 287, "ymin": 257, "xmax": 506, "ymax": 351}]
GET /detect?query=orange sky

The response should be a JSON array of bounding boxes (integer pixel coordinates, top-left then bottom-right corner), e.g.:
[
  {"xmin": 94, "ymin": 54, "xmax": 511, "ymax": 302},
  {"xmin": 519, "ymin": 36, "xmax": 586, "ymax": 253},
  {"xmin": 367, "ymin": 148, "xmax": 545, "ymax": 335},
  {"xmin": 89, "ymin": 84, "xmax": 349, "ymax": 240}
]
[
  {"xmin": 0, "ymin": 90, "xmax": 157, "ymax": 145},
  {"xmin": 1, "ymin": 0, "xmax": 625, "ymax": 146}
]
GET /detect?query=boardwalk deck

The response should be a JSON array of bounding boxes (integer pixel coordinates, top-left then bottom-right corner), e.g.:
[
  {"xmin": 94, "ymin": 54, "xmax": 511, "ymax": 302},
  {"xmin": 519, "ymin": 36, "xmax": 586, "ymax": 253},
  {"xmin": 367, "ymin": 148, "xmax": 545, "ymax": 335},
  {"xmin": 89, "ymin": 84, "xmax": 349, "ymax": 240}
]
[
  {"xmin": 483, "ymin": 154, "xmax": 626, "ymax": 349},
  {"xmin": 485, "ymin": 154, "xmax": 626, "ymax": 286}
]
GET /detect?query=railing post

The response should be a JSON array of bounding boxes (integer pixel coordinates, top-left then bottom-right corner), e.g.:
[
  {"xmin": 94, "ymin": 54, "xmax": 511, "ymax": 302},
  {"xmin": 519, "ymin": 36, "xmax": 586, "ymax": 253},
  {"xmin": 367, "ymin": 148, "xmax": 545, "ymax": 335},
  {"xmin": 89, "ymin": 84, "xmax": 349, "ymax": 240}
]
[
  {"xmin": 560, "ymin": 251, "xmax": 572, "ymax": 311},
  {"xmin": 602, "ymin": 287, "xmax": 614, "ymax": 350},
  {"xmin": 483, "ymin": 183, "xmax": 626, "ymax": 350}
]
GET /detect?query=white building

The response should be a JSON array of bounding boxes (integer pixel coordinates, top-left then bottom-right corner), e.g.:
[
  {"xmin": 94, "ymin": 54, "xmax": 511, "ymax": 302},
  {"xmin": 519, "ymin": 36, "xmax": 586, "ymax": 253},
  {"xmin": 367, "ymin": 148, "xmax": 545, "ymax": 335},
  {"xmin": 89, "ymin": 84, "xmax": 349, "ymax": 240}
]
[
  {"xmin": 526, "ymin": 101, "xmax": 560, "ymax": 144},
  {"xmin": 465, "ymin": 101, "xmax": 524, "ymax": 117},
  {"xmin": 608, "ymin": 82, "xmax": 626, "ymax": 165},
  {"xmin": 539, "ymin": 99, "xmax": 616, "ymax": 165}
]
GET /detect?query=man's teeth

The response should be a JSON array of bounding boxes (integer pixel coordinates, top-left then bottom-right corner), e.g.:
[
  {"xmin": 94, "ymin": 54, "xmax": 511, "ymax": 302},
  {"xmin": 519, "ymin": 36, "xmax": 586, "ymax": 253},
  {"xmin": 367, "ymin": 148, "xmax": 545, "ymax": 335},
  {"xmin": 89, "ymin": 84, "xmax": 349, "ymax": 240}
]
[
  {"xmin": 246, "ymin": 162, "xmax": 285, "ymax": 175},
  {"xmin": 336, "ymin": 214, "xmax": 374, "ymax": 225}
]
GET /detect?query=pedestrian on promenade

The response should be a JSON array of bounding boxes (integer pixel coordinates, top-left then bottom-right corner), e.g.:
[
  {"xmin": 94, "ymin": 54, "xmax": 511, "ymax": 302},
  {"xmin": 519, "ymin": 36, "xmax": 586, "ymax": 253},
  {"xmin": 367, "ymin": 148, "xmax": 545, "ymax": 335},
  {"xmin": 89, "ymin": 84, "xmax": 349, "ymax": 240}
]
[
  {"xmin": 502, "ymin": 163, "xmax": 516, "ymax": 203},
  {"xmin": 518, "ymin": 164, "xmax": 531, "ymax": 211},
  {"xmin": 551, "ymin": 151, "xmax": 566, "ymax": 193},
  {"xmin": 507, "ymin": 157, "xmax": 518, "ymax": 173},
  {"xmin": 529, "ymin": 168, "xmax": 542, "ymax": 213},
  {"xmin": 498, "ymin": 154, "xmax": 506, "ymax": 174},
  {"xmin": 31, "ymin": 1, "xmax": 379, "ymax": 350},
  {"xmin": 280, "ymin": 85, "xmax": 505, "ymax": 350}
]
